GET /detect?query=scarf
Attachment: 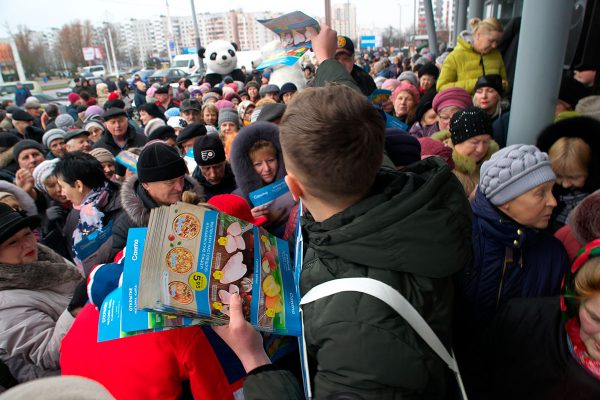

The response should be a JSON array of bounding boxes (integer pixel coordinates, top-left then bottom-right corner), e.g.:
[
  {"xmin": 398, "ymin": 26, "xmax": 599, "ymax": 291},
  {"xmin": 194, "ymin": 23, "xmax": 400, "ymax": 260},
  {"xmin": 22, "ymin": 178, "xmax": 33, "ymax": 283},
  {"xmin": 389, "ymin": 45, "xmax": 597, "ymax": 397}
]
[
  {"xmin": 561, "ymin": 239, "xmax": 600, "ymax": 380},
  {"xmin": 555, "ymin": 187, "xmax": 588, "ymax": 225},
  {"xmin": 72, "ymin": 181, "xmax": 112, "ymax": 269}
]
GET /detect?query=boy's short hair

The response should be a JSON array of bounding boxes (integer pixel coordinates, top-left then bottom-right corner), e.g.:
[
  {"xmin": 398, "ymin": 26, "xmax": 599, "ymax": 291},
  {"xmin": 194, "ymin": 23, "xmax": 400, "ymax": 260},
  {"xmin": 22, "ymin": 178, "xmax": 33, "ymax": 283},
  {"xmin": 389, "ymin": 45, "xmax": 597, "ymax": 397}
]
[
  {"xmin": 280, "ymin": 85, "xmax": 385, "ymax": 203},
  {"xmin": 548, "ymin": 136, "xmax": 591, "ymax": 177},
  {"xmin": 54, "ymin": 151, "xmax": 106, "ymax": 190}
]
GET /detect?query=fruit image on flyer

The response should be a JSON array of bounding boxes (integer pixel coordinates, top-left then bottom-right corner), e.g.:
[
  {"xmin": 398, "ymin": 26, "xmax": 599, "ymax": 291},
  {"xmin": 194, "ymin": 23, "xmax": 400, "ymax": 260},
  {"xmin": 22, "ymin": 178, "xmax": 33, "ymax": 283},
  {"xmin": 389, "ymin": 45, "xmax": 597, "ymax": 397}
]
[{"xmin": 258, "ymin": 233, "xmax": 285, "ymax": 330}]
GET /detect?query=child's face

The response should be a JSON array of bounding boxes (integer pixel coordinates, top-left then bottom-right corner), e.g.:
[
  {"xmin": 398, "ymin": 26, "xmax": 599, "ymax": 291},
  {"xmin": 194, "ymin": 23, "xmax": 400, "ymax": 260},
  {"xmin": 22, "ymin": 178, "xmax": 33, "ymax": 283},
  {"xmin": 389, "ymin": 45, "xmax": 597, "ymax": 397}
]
[
  {"xmin": 203, "ymin": 110, "xmax": 217, "ymax": 126},
  {"xmin": 250, "ymin": 148, "xmax": 278, "ymax": 184},
  {"xmin": 555, "ymin": 167, "xmax": 588, "ymax": 190}
]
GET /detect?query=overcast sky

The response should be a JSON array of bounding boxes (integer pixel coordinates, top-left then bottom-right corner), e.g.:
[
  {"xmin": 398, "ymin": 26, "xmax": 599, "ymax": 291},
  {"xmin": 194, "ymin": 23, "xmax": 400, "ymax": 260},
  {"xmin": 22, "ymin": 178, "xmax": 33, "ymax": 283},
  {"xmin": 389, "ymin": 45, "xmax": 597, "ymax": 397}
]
[{"xmin": 1, "ymin": 0, "xmax": 418, "ymax": 37}]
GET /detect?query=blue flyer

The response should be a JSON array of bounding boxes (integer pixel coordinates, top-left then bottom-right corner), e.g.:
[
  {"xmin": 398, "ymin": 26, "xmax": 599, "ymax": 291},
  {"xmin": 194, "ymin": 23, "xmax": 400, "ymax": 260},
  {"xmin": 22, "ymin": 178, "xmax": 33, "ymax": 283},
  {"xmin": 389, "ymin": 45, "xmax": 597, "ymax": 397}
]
[{"xmin": 248, "ymin": 178, "xmax": 290, "ymax": 207}]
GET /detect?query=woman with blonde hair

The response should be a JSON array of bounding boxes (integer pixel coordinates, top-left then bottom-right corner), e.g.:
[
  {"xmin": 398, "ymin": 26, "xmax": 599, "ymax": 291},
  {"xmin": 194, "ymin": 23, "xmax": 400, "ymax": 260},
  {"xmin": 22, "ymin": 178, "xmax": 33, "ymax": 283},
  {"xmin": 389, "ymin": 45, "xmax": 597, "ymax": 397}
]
[{"xmin": 437, "ymin": 17, "xmax": 508, "ymax": 94}]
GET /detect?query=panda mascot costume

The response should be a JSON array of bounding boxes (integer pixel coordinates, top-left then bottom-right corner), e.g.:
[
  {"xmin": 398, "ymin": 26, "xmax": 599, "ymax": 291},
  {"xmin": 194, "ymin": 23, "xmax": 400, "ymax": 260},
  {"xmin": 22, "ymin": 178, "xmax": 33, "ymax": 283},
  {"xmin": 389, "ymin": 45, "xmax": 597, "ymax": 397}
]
[{"xmin": 199, "ymin": 40, "xmax": 247, "ymax": 87}]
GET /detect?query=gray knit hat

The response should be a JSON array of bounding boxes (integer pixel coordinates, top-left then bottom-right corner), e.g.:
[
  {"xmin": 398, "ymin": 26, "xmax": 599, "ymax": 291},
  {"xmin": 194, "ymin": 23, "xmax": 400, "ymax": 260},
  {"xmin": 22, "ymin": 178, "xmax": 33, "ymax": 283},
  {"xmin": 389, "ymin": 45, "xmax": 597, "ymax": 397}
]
[
  {"xmin": 397, "ymin": 71, "xmax": 419, "ymax": 88},
  {"xmin": 42, "ymin": 129, "xmax": 65, "ymax": 148},
  {"xmin": 55, "ymin": 114, "xmax": 76, "ymax": 130},
  {"xmin": 218, "ymin": 108, "xmax": 240, "ymax": 128},
  {"xmin": 259, "ymin": 84, "xmax": 280, "ymax": 98},
  {"xmin": 479, "ymin": 144, "xmax": 556, "ymax": 205},
  {"xmin": 32, "ymin": 159, "xmax": 59, "ymax": 192}
]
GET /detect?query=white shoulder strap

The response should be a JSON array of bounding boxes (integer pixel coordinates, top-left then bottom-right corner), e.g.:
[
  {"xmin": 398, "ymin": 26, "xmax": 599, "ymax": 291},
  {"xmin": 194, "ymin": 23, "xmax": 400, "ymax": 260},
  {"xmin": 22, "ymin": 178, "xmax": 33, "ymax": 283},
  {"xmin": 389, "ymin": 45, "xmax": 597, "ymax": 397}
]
[{"xmin": 300, "ymin": 277, "xmax": 467, "ymax": 399}]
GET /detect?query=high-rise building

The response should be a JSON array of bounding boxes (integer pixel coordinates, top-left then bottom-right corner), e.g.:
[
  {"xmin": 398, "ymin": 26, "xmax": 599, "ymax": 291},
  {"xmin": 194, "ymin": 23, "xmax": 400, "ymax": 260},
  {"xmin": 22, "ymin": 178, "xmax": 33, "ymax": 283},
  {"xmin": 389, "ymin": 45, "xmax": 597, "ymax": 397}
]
[
  {"xmin": 417, "ymin": 0, "xmax": 454, "ymax": 35},
  {"xmin": 332, "ymin": 3, "xmax": 358, "ymax": 40}
]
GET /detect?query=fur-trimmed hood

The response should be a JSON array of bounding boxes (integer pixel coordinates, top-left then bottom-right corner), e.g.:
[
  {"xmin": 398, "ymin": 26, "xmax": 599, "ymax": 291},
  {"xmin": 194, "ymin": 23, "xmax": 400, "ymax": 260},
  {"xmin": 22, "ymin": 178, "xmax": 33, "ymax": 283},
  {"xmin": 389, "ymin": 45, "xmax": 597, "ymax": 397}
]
[
  {"xmin": 0, "ymin": 146, "xmax": 15, "ymax": 169},
  {"xmin": 569, "ymin": 188, "xmax": 600, "ymax": 245},
  {"xmin": 120, "ymin": 174, "xmax": 205, "ymax": 227},
  {"xmin": 229, "ymin": 121, "xmax": 287, "ymax": 201},
  {"xmin": 431, "ymin": 129, "xmax": 499, "ymax": 175},
  {"xmin": 0, "ymin": 180, "xmax": 38, "ymax": 216},
  {"xmin": 0, "ymin": 244, "xmax": 82, "ymax": 292}
]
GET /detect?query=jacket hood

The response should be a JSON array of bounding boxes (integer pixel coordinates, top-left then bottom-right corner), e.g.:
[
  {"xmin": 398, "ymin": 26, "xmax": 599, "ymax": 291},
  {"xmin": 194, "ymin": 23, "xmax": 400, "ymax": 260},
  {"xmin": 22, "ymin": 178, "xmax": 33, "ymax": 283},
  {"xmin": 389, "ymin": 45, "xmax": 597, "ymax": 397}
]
[
  {"xmin": 120, "ymin": 174, "xmax": 205, "ymax": 227},
  {"xmin": 229, "ymin": 121, "xmax": 286, "ymax": 201},
  {"xmin": 457, "ymin": 31, "xmax": 475, "ymax": 50},
  {"xmin": 303, "ymin": 158, "xmax": 472, "ymax": 278},
  {"xmin": 0, "ymin": 180, "xmax": 38, "ymax": 216},
  {"xmin": 0, "ymin": 146, "xmax": 15, "ymax": 168},
  {"xmin": 431, "ymin": 130, "xmax": 499, "ymax": 174},
  {"xmin": 472, "ymin": 187, "xmax": 542, "ymax": 248}
]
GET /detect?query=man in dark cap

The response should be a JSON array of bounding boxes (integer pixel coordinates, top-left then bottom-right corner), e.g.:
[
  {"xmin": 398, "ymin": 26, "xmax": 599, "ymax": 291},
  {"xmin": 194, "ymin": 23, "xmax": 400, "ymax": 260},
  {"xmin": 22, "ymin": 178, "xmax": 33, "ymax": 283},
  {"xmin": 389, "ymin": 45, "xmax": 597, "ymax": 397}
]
[
  {"xmin": 192, "ymin": 134, "xmax": 237, "ymax": 200},
  {"xmin": 64, "ymin": 130, "xmax": 92, "ymax": 153},
  {"xmin": 180, "ymin": 99, "xmax": 202, "ymax": 124},
  {"xmin": 176, "ymin": 122, "xmax": 207, "ymax": 155},
  {"xmin": 333, "ymin": 35, "xmax": 376, "ymax": 96},
  {"xmin": 93, "ymin": 108, "xmax": 147, "ymax": 156},
  {"xmin": 155, "ymin": 84, "xmax": 180, "ymax": 111},
  {"xmin": 9, "ymin": 109, "xmax": 44, "ymax": 143},
  {"xmin": 111, "ymin": 142, "xmax": 205, "ymax": 257}
]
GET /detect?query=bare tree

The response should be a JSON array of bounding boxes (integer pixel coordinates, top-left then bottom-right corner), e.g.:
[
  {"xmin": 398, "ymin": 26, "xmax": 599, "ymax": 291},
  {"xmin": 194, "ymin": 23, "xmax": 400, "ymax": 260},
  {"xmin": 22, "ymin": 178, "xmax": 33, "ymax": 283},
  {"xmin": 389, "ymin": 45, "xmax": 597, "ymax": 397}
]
[
  {"xmin": 57, "ymin": 20, "xmax": 94, "ymax": 69},
  {"xmin": 12, "ymin": 25, "xmax": 48, "ymax": 78}
]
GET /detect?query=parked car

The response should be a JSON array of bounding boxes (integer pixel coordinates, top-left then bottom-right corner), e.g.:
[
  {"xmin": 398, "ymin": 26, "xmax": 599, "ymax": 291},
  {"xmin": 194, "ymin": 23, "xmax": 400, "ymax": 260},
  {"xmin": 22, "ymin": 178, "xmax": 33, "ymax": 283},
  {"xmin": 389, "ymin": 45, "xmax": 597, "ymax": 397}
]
[
  {"xmin": 127, "ymin": 69, "xmax": 156, "ymax": 88},
  {"xmin": 0, "ymin": 81, "xmax": 43, "ymax": 96},
  {"xmin": 82, "ymin": 65, "xmax": 106, "ymax": 78},
  {"xmin": 148, "ymin": 68, "xmax": 189, "ymax": 85}
]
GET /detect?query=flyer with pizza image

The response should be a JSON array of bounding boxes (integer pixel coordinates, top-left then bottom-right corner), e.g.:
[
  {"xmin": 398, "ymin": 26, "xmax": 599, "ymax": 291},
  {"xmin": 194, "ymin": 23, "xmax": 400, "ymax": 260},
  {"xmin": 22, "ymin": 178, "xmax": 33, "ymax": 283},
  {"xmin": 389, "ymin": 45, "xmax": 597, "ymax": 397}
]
[{"xmin": 136, "ymin": 202, "xmax": 302, "ymax": 336}]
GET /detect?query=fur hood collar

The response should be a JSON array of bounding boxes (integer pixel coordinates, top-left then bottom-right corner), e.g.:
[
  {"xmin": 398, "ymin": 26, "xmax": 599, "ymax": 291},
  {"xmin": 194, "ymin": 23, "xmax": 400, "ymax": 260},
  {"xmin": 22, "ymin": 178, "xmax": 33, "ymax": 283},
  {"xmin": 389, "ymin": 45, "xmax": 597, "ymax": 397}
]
[
  {"xmin": 0, "ymin": 244, "xmax": 82, "ymax": 291},
  {"xmin": 431, "ymin": 129, "xmax": 499, "ymax": 175},
  {"xmin": 229, "ymin": 121, "xmax": 287, "ymax": 201},
  {"xmin": 120, "ymin": 174, "xmax": 205, "ymax": 227},
  {"xmin": 0, "ymin": 180, "xmax": 38, "ymax": 216},
  {"xmin": 0, "ymin": 146, "xmax": 15, "ymax": 168}
]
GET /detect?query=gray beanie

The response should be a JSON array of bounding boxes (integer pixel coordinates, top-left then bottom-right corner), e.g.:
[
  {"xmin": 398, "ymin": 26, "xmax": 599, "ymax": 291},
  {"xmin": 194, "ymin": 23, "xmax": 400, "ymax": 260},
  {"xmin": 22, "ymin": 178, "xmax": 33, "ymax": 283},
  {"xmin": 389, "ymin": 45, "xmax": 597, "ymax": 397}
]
[
  {"xmin": 398, "ymin": 71, "xmax": 419, "ymax": 88},
  {"xmin": 55, "ymin": 114, "xmax": 76, "ymax": 130},
  {"xmin": 479, "ymin": 144, "xmax": 556, "ymax": 206},
  {"xmin": 259, "ymin": 84, "xmax": 280, "ymax": 97},
  {"xmin": 42, "ymin": 128, "xmax": 65, "ymax": 148},
  {"xmin": 218, "ymin": 108, "xmax": 240, "ymax": 128}
]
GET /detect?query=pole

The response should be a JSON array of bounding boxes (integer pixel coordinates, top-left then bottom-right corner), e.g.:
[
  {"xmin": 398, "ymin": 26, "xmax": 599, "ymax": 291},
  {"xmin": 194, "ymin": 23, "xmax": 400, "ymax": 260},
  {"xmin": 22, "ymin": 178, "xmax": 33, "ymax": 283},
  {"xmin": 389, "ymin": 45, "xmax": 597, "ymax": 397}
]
[
  {"xmin": 190, "ymin": 0, "xmax": 204, "ymax": 70},
  {"xmin": 325, "ymin": 0, "xmax": 331, "ymax": 27},
  {"xmin": 468, "ymin": 0, "xmax": 483, "ymax": 20},
  {"xmin": 399, "ymin": 3, "xmax": 403, "ymax": 48},
  {"xmin": 456, "ymin": 0, "xmax": 468, "ymax": 44},
  {"xmin": 165, "ymin": 0, "xmax": 175, "ymax": 61},
  {"xmin": 9, "ymin": 37, "xmax": 27, "ymax": 82},
  {"xmin": 103, "ymin": 36, "xmax": 113, "ymax": 74},
  {"xmin": 413, "ymin": 0, "xmax": 417, "ymax": 40},
  {"xmin": 507, "ymin": 0, "xmax": 573, "ymax": 145},
  {"xmin": 423, "ymin": 0, "xmax": 439, "ymax": 57},
  {"xmin": 108, "ymin": 26, "xmax": 119, "ymax": 78}
]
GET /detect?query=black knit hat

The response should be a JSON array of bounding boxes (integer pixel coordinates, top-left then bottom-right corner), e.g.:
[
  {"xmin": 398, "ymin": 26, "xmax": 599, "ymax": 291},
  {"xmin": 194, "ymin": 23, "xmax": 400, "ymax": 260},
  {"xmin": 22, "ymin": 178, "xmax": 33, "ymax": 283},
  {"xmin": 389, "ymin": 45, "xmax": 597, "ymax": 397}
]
[
  {"xmin": 449, "ymin": 106, "xmax": 492, "ymax": 145},
  {"xmin": 148, "ymin": 125, "xmax": 177, "ymax": 142},
  {"xmin": 384, "ymin": 129, "xmax": 422, "ymax": 167},
  {"xmin": 13, "ymin": 139, "xmax": 44, "ymax": 161},
  {"xmin": 0, "ymin": 132, "xmax": 21, "ymax": 149},
  {"xmin": 413, "ymin": 90, "xmax": 436, "ymax": 125},
  {"xmin": 176, "ymin": 122, "xmax": 207, "ymax": 144},
  {"xmin": 155, "ymin": 84, "xmax": 170, "ymax": 95},
  {"xmin": 0, "ymin": 203, "xmax": 40, "ymax": 246},
  {"xmin": 417, "ymin": 63, "xmax": 440, "ymax": 80},
  {"xmin": 137, "ymin": 142, "xmax": 187, "ymax": 183},
  {"xmin": 193, "ymin": 134, "xmax": 226, "ymax": 166},
  {"xmin": 474, "ymin": 74, "xmax": 503, "ymax": 96},
  {"xmin": 278, "ymin": 82, "xmax": 297, "ymax": 101}
]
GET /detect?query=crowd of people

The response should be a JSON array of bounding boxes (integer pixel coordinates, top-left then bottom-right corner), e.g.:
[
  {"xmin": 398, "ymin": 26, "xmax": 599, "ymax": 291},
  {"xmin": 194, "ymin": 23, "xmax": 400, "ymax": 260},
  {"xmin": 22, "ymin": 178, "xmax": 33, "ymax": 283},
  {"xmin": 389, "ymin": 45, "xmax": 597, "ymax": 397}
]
[{"xmin": 0, "ymin": 17, "xmax": 599, "ymax": 399}]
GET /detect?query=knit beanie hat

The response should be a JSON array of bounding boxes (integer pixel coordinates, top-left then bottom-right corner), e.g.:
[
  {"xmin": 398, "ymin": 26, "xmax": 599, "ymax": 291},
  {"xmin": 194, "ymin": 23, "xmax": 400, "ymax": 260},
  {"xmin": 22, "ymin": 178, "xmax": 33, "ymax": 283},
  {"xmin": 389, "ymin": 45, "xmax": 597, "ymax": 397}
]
[
  {"xmin": 137, "ymin": 142, "xmax": 187, "ymax": 183},
  {"xmin": 144, "ymin": 118, "xmax": 166, "ymax": 137},
  {"xmin": 84, "ymin": 105, "xmax": 104, "ymax": 119},
  {"xmin": 202, "ymin": 92, "xmax": 219, "ymax": 103},
  {"xmin": 397, "ymin": 71, "xmax": 419, "ymax": 87},
  {"xmin": 418, "ymin": 63, "xmax": 440, "ymax": 80},
  {"xmin": 418, "ymin": 137, "xmax": 455, "ymax": 169},
  {"xmin": 384, "ymin": 129, "xmax": 422, "ymax": 167},
  {"xmin": 84, "ymin": 120, "xmax": 104, "ymax": 133},
  {"xmin": 193, "ymin": 134, "xmax": 226, "ymax": 166},
  {"xmin": 167, "ymin": 117, "xmax": 187, "ymax": 130},
  {"xmin": 42, "ymin": 129, "xmax": 65, "ymax": 148},
  {"xmin": 259, "ymin": 84, "xmax": 280, "ymax": 98},
  {"xmin": 32, "ymin": 159, "xmax": 59, "ymax": 192},
  {"xmin": 215, "ymin": 99, "xmax": 235, "ymax": 111},
  {"xmin": 575, "ymin": 95, "xmax": 600, "ymax": 121},
  {"xmin": 148, "ymin": 125, "xmax": 177, "ymax": 142},
  {"xmin": 13, "ymin": 139, "xmax": 44, "ymax": 161},
  {"xmin": 432, "ymin": 87, "xmax": 473, "ymax": 113},
  {"xmin": 381, "ymin": 79, "xmax": 401, "ymax": 92},
  {"xmin": 218, "ymin": 108, "xmax": 240, "ymax": 128},
  {"xmin": 67, "ymin": 93, "xmax": 81, "ymax": 104},
  {"xmin": 165, "ymin": 107, "xmax": 182, "ymax": 117},
  {"xmin": 449, "ymin": 106, "xmax": 492, "ymax": 145},
  {"xmin": 89, "ymin": 147, "xmax": 115, "ymax": 165},
  {"xmin": 474, "ymin": 74, "xmax": 503, "ymax": 96},
  {"xmin": 55, "ymin": 114, "xmax": 76, "ymax": 130},
  {"xmin": 237, "ymin": 100, "xmax": 255, "ymax": 121},
  {"xmin": 479, "ymin": 144, "xmax": 556, "ymax": 206},
  {"xmin": 391, "ymin": 82, "xmax": 420, "ymax": 103}
]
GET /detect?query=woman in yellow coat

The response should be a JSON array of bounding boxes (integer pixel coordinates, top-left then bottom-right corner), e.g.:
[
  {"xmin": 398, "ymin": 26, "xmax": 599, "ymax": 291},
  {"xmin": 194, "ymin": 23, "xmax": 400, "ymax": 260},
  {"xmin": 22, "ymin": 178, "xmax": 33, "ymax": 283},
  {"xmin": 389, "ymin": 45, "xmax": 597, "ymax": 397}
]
[{"xmin": 437, "ymin": 18, "xmax": 508, "ymax": 94}]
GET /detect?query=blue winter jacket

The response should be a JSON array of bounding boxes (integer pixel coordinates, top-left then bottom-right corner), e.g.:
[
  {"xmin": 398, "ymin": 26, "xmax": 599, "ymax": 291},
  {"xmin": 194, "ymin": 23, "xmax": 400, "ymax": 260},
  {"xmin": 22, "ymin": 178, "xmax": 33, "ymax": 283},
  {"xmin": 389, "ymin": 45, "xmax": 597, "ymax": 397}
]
[{"xmin": 458, "ymin": 188, "xmax": 568, "ymax": 325}]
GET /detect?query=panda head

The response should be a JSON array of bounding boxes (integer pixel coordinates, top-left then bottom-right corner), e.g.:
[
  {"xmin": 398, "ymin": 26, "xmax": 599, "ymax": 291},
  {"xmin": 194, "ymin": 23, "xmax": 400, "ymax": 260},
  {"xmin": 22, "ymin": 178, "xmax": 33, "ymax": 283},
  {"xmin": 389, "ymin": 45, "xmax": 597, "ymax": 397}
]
[{"xmin": 204, "ymin": 40, "xmax": 238, "ymax": 75}]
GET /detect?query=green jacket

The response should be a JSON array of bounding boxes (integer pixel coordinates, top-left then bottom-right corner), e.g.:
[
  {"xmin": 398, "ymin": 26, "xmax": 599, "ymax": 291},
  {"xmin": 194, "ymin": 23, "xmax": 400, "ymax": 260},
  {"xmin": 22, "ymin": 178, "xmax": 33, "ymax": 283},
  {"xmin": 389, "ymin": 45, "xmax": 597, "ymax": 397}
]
[
  {"xmin": 244, "ymin": 158, "xmax": 473, "ymax": 399},
  {"xmin": 437, "ymin": 32, "xmax": 508, "ymax": 94}
]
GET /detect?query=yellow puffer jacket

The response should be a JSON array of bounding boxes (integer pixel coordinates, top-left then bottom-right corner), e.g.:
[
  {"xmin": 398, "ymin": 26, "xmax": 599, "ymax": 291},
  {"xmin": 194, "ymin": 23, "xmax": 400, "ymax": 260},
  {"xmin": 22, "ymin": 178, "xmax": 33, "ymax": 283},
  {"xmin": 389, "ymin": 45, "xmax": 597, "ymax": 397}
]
[{"xmin": 437, "ymin": 32, "xmax": 508, "ymax": 94}]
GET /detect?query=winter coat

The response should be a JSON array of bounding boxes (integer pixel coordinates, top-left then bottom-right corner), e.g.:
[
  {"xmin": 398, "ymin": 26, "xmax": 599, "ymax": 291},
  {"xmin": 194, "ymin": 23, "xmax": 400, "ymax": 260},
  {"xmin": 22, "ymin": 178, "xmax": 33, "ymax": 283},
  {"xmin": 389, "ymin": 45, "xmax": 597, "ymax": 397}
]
[
  {"xmin": 92, "ymin": 124, "xmax": 148, "ymax": 157},
  {"xmin": 0, "ymin": 180, "xmax": 38, "ymax": 218},
  {"xmin": 457, "ymin": 188, "xmax": 568, "ymax": 327},
  {"xmin": 0, "ymin": 245, "xmax": 82, "ymax": 383},
  {"xmin": 110, "ymin": 175, "xmax": 205, "ymax": 258},
  {"xmin": 244, "ymin": 158, "xmax": 473, "ymax": 399},
  {"xmin": 60, "ymin": 303, "xmax": 244, "ymax": 400},
  {"xmin": 41, "ymin": 198, "xmax": 72, "ymax": 261},
  {"xmin": 133, "ymin": 88, "xmax": 146, "ymax": 108},
  {"xmin": 9, "ymin": 126, "xmax": 44, "ymax": 144},
  {"xmin": 437, "ymin": 32, "xmax": 508, "ymax": 94},
  {"xmin": 309, "ymin": 59, "xmax": 361, "ymax": 93},
  {"xmin": 192, "ymin": 162, "xmax": 237, "ymax": 200},
  {"xmin": 481, "ymin": 297, "xmax": 600, "ymax": 400},
  {"xmin": 63, "ymin": 180, "xmax": 123, "ymax": 277},
  {"xmin": 431, "ymin": 130, "xmax": 499, "ymax": 197},
  {"xmin": 65, "ymin": 104, "xmax": 78, "ymax": 122},
  {"xmin": 14, "ymin": 87, "xmax": 31, "ymax": 107},
  {"xmin": 229, "ymin": 121, "xmax": 295, "ymax": 234},
  {"xmin": 351, "ymin": 64, "xmax": 377, "ymax": 96}
]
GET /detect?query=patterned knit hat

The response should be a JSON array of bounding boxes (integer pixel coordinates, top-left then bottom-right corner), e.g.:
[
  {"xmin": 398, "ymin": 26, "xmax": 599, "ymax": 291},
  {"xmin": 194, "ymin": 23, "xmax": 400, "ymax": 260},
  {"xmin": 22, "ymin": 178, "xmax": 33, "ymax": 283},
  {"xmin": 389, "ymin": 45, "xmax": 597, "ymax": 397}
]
[
  {"xmin": 32, "ymin": 159, "xmax": 59, "ymax": 192},
  {"xmin": 479, "ymin": 144, "xmax": 556, "ymax": 205},
  {"xmin": 449, "ymin": 106, "xmax": 492, "ymax": 145}
]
